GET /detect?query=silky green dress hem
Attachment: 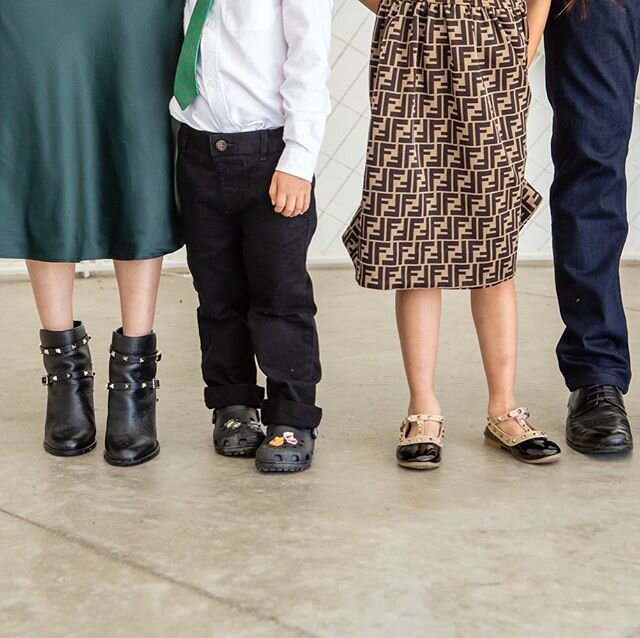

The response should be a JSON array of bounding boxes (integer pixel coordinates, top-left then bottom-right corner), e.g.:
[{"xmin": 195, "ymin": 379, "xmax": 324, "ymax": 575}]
[
  {"xmin": 0, "ymin": 1, "xmax": 184, "ymax": 260},
  {"xmin": 0, "ymin": 244, "xmax": 184, "ymax": 264}
]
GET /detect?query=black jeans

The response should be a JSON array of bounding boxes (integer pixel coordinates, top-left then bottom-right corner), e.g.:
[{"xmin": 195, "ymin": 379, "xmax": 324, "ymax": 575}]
[
  {"xmin": 176, "ymin": 123, "xmax": 322, "ymax": 429},
  {"xmin": 545, "ymin": 0, "xmax": 640, "ymax": 393}
]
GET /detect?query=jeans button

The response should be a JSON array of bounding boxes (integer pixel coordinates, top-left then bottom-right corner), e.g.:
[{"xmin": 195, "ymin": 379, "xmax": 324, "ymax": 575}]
[{"xmin": 215, "ymin": 139, "xmax": 228, "ymax": 152}]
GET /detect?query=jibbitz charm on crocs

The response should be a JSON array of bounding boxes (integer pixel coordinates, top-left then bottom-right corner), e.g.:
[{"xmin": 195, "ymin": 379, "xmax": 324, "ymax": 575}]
[
  {"xmin": 269, "ymin": 436, "xmax": 285, "ymax": 447},
  {"xmin": 283, "ymin": 432, "xmax": 299, "ymax": 445}
]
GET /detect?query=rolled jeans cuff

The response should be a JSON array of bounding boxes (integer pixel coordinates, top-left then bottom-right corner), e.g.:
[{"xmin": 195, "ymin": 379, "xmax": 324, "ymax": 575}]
[
  {"xmin": 204, "ymin": 384, "xmax": 265, "ymax": 410},
  {"xmin": 261, "ymin": 398, "xmax": 323, "ymax": 430}
]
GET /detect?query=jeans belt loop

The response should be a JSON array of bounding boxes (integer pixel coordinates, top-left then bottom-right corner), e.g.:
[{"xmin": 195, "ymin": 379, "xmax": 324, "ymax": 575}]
[{"xmin": 259, "ymin": 130, "xmax": 268, "ymax": 162}]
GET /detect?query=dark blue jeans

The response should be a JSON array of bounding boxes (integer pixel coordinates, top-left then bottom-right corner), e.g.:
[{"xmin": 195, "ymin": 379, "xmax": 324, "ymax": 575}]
[{"xmin": 545, "ymin": 0, "xmax": 640, "ymax": 393}]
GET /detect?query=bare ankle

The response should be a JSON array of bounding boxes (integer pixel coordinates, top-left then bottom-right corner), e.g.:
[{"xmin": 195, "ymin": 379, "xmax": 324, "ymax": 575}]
[
  {"xmin": 409, "ymin": 394, "xmax": 442, "ymax": 416},
  {"xmin": 488, "ymin": 399, "xmax": 517, "ymax": 417}
]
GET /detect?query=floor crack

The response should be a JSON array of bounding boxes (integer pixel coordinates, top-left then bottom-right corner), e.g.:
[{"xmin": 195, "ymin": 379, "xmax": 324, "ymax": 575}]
[{"xmin": 0, "ymin": 507, "xmax": 319, "ymax": 638}]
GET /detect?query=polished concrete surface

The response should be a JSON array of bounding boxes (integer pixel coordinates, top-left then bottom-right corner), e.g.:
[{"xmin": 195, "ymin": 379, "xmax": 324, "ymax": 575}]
[{"xmin": 1, "ymin": 265, "xmax": 639, "ymax": 638}]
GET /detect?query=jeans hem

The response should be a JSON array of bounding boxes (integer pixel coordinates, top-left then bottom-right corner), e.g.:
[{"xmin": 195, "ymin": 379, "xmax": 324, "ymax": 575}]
[
  {"xmin": 204, "ymin": 384, "xmax": 265, "ymax": 409},
  {"xmin": 564, "ymin": 372, "xmax": 630, "ymax": 395},
  {"xmin": 261, "ymin": 397, "xmax": 322, "ymax": 429}
]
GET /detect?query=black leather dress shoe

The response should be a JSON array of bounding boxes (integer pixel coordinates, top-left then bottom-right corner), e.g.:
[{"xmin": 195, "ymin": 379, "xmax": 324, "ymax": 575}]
[
  {"xmin": 255, "ymin": 426, "xmax": 316, "ymax": 473},
  {"xmin": 213, "ymin": 405, "xmax": 264, "ymax": 457},
  {"xmin": 566, "ymin": 385, "xmax": 633, "ymax": 455}
]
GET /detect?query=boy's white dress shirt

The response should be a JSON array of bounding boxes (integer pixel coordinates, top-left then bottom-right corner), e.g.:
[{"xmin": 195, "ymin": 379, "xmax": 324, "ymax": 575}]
[{"xmin": 170, "ymin": 0, "xmax": 333, "ymax": 183}]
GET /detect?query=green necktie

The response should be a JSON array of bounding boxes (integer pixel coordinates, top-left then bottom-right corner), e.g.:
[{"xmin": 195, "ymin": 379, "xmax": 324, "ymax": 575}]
[{"xmin": 174, "ymin": 0, "xmax": 214, "ymax": 110}]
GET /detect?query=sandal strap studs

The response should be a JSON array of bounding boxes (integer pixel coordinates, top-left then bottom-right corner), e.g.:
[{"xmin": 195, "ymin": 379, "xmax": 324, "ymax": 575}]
[
  {"xmin": 399, "ymin": 414, "xmax": 445, "ymax": 447},
  {"xmin": 486, "ymin": 407, "xmax": 547, "ymax": 447}
]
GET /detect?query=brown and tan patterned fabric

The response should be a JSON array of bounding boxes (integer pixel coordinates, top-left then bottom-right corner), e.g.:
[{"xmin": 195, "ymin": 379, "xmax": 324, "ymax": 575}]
[{"xmin": 344, "ymin": 0, "xmax": 542, "ymax": 290}]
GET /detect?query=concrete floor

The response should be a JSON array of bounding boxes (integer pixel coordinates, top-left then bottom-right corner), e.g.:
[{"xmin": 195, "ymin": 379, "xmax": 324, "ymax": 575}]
[{"xmin": 0, "ymin": 265, "xmax": 639, "ymax": 638}]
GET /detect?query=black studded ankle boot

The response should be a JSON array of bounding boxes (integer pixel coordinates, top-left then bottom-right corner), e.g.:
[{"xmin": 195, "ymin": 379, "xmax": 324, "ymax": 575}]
[
  {"xmin": 41, "ymin": 321, "xmax": 97, "ymax": 457},
  {"xmin": 104, "ymin": 329, "xmax": 162, "ymax": 467}
]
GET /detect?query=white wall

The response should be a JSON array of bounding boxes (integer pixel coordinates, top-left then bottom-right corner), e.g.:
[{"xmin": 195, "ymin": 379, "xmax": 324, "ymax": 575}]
[{"xmin": 2, "ymin": 0, "xmax": 639, "ymax": 275}]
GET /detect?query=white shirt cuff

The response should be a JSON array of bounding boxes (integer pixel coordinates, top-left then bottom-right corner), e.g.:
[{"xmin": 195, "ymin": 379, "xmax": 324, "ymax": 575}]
[{"xmin": 276, "ymin": 143, "xmax": 318, "ymax": 183}]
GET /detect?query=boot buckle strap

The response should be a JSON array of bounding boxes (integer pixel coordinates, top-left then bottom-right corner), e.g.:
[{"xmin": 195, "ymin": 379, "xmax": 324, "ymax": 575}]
[
  {"xmin": 106, "ymin": 379, "xmax": 160, "ymax": 391},
  {"xmin": 109, "ymin": 349, "xmax": 162, "ymax": 364},
  {"xmin": 42, "ymin": 369, "xmax": 94, "ymax": 385},
  {"xmin": 40, "ymin": 335, "xmax": 91, "ymax": 356}
]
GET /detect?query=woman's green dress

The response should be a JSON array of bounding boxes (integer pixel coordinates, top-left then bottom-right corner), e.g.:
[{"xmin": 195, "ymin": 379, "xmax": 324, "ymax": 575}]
[{"xmin": 0, "ymin": 1, "xmax": 184, "ymax": 261}]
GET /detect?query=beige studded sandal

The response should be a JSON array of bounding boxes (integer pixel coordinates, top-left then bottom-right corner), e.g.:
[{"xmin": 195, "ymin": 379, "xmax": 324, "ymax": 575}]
[
  {"xmin": 484, "ymin": 407, "xmax": 561, "ymax": 464},
  {"xmin": 396, "ymin": 414, "xmax": 444, "ymax": 470}
]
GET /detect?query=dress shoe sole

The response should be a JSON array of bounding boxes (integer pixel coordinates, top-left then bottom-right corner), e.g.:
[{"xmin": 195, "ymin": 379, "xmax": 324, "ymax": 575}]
[
  {"xmin": 103, "ymin": 444, "xmax": 160, "ymax": 467},
  {"xmin": 566, "ymin": 439, "xmax": 633, "ymax": 455},
  {"xmin": 484, "ymin": 438, "xmax": 561, "ymax": 464},
  {"xmin": 397, "ymin": 460, "xmax": 440, "ymax": 470},
  {"xmin": 43, "ymin": 440, "xmax": 97, "ymax": 457}
]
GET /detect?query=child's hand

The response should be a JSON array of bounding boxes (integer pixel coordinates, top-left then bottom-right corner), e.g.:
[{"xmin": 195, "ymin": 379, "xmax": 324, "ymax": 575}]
[{"xmin": 269, "ymin": 171, "xmax": 312, "ymax": 217}]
